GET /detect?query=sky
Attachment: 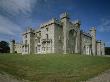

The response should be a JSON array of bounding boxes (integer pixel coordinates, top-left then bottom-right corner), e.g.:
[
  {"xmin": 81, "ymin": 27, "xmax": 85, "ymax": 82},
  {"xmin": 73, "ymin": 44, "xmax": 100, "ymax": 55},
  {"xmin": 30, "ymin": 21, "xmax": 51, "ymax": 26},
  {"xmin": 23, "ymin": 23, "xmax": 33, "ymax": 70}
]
[{"xmin": 0, "ymin": 0, "xmax": 110, "ymax": 46}]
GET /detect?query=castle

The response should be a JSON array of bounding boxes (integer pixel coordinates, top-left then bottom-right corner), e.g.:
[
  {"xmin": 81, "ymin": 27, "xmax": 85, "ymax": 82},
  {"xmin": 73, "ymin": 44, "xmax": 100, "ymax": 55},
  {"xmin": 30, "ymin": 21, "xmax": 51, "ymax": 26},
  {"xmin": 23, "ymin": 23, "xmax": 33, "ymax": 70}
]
[{"xmin": 10, "ymin": 12, "xmax": 105, "ymax": 55}]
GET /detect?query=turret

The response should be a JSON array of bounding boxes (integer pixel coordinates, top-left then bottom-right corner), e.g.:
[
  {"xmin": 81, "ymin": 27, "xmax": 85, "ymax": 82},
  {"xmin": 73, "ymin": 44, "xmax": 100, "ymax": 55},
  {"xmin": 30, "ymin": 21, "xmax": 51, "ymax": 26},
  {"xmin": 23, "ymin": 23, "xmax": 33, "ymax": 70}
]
[
  {"xmin": 22, "ymin": 27, "xmax": 35, "ymax": 54},
  {"xmin": 89, "ymin": 27, "xmax": 96, "ymax": 55},
  {"xmin": 101, "ymin": 41, "xmax": 105, "ymax": 55},
  {"xmin": 74, "ymin": 20, "xmax": 81, "ymax": 54},
  {"xmin": 60, "ymin": 12, "xmax": 70, "ymax": 54},
  {"xmin": 96, "ymin": 40, "xmax": 101, "ymax": 55},
  {"xmin": 10, "ymin": 40, "xmax": 15, "ymax": 53}
]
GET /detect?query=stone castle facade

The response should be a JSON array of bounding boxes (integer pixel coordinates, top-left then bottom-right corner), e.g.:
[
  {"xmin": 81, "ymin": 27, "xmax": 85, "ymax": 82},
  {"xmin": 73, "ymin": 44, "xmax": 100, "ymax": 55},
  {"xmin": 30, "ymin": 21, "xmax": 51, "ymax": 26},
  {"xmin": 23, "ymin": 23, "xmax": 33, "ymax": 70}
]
[{"xmin": 10, "ymin": 12, "xmax": 105, "ymax": 55}]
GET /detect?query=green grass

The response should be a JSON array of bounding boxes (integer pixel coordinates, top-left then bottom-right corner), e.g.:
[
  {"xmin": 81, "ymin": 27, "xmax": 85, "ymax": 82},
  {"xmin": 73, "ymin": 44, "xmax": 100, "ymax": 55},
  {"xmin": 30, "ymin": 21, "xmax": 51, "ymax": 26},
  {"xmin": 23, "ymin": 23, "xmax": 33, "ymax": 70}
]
[{"xmin": 0, "ymin": 53, "xmax": 110, "ymax": 82}]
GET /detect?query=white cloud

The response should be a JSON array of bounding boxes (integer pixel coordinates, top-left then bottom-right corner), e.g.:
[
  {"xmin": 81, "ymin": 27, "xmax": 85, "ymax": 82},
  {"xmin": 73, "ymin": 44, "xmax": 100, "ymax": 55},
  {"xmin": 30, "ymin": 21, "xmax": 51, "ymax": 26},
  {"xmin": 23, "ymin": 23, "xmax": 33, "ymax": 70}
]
[
  {"xmin": 0, "ymin": 15, "xmax": 22, "ymax": 35},
  {"xmin": 0, "ymin": 0, "xmax": 37, "ymax": 41},
  {"xmin": 0, "ymin": 0, "xmax": 36, "ymax": 16},
  {"xmin": 98, "ymin": 19, "xmax": 110, "ymax": 32},
  {"xmin": 0, "ymin": 0, "xmax": 37, "ymax": 40}
]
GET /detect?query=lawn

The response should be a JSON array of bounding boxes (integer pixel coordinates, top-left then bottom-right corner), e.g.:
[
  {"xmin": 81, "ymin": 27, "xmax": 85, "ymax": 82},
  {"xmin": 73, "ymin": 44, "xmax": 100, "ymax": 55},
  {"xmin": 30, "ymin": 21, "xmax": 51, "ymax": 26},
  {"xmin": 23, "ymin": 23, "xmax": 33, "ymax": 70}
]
[{"xmin": 0, "ymin": 54, "xmax": 110, "ymax": 82}]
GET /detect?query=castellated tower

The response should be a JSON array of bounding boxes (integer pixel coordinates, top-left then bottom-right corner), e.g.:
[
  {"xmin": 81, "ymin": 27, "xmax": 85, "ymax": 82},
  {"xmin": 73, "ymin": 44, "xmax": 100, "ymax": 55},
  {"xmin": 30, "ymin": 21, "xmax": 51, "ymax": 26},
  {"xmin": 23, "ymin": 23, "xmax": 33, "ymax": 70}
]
[
  {"xmin": 60, "ymin": 12, "xmax": 70, "ymax": 54},
  {"xmin": 10, "ymin": 40, "xmax": 15, "ymax": 53},
  {"xmin": 74, "ymin": 20, "xmax": 81, "ymax": 54},
  {"xmin": 89, "ymin": 27, "xmax": 96, "ymax": 55},
  {"xmin": 22, "ymin": 27, "xmax": 35, "ymax": 54}
]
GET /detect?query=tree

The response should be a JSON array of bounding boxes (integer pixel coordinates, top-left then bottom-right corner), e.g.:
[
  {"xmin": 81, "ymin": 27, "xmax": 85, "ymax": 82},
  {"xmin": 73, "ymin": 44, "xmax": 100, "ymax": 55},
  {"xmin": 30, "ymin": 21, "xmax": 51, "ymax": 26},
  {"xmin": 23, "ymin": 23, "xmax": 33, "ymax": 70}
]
[
  {"xmin": 105, "ymin": 47, "xmax": 110, "ymax": 55},
  {"xmin": 0, "ymin": 41, "xmax": 10, "ymax": 53}
]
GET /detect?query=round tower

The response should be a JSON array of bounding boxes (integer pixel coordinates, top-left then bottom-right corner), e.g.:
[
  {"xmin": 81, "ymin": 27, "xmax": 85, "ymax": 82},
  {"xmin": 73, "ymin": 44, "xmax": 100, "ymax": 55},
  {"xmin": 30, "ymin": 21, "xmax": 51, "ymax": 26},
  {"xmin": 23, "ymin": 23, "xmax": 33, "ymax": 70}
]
[
  {"xmin": 10, "ymin": 40, "xmax": 15, "ymax": 53},
  {"xmin": 89, "ymin": 27, "xmax": 96, "ymax": 55},
  {"xmin": 60, "ymin": 12, "xmax": 70, "ymax": 54}
]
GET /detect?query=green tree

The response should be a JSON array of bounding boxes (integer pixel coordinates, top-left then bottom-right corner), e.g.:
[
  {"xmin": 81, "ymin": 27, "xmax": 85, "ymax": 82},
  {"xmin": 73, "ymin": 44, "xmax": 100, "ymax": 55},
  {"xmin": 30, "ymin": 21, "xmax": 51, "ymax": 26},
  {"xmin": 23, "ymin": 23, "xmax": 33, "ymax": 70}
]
[{"xmin": 0, "ymin": 41, "xmax": 10, "ymax": 53}]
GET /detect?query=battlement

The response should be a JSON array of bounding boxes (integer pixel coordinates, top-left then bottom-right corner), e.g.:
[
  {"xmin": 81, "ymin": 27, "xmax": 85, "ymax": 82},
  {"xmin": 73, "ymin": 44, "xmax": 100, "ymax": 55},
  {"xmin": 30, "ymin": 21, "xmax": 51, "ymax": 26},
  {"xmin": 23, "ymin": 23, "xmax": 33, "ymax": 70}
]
[
  {"xmin": 23, "ymin": 27, "xmax": 35, "ymax": 35},
  {"xmin": 90, "ymin": 27, "xmax": 96, "ymax": 31},
  {"xmin": 81, "ymin": 30, "xmax": 92, "ymax": 38},
  {"xmin": 40, "ymin": 18, "xmax": 61, "ymax": 28}
]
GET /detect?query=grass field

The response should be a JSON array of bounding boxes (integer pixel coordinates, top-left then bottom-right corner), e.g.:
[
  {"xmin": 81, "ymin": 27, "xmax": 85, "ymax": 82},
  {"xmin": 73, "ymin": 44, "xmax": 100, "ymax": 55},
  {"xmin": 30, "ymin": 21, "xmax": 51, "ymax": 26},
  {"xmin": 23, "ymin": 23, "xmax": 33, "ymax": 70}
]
[{"xmin": 0, "ymin": 54, "xmax": 110, "ymax": 82}]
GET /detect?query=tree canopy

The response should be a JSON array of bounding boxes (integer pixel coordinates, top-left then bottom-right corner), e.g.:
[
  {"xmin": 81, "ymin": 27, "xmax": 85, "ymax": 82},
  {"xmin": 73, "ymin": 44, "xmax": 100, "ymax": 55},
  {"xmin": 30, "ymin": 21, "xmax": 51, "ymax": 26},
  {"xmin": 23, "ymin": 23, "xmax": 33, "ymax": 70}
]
[
  {"xmin": 105, "ymin": 47, "xmax": 110, "ymax": 55},
  {"xmin": 0, "ymin": 41, "xmax": 10, "ymax": 53}
]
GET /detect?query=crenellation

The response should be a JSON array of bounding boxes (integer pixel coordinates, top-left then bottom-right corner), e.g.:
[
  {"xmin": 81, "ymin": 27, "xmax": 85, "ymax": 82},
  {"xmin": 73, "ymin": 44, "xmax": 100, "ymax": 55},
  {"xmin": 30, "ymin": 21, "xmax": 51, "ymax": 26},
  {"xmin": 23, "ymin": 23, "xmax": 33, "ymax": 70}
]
[
  {"xmin": 81, "ymin": 31, "xmax": 92, "ymax": 38},
  {"xmin": 40, "ymin": 18, "xmax": 61, "ymax": 28},
  {"xmin": 72, "ymin": 20, "xmax": 81, "ymax": 25}
]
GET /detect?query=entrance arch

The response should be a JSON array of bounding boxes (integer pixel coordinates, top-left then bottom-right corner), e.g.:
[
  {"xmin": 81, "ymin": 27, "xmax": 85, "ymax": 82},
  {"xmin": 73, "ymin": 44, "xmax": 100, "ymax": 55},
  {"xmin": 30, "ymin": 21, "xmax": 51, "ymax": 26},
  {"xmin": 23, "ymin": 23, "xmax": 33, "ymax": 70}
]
[{"xmin": 68, "ymin": 29, "xmax": 76, "ymax": 53}]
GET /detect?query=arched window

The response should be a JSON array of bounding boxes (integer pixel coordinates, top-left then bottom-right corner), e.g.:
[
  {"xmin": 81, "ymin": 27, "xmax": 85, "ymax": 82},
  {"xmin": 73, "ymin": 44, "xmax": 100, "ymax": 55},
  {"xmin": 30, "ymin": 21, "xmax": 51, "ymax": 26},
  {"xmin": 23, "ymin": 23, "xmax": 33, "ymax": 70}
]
[
  {"xmin": 46, "ymin": 34, "xmax": 48, "ymax": 39},
  {"xmin": 46, "ymin": 28, "xmax": 48, "ymax": 31},
  {"xmin": 25, "ymin": 35, "xmax": 27, "ymax": 38}
]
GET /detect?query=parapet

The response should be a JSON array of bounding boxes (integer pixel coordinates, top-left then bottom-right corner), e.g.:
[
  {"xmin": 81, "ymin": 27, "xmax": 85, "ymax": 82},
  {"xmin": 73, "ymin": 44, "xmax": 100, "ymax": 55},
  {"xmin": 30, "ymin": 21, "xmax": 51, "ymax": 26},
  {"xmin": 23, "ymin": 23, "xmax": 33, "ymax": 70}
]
[
  {"xmin": 40, "ymin": 18, "xmax": 61, "ymax": 28},
  {"xmin": 72, "ymin": 20, "xmax": 81, "ymax": 25},
  {"xmin": 90, "ymin": 27, "xmax": 96, "ymax": 31},
  {"xmin": 22, "ymin": 27, "xmax": 34, "ymax": 35},
  {"xmin": 81, "ymin": 31, "xmax": 92, "ymax": 38}
]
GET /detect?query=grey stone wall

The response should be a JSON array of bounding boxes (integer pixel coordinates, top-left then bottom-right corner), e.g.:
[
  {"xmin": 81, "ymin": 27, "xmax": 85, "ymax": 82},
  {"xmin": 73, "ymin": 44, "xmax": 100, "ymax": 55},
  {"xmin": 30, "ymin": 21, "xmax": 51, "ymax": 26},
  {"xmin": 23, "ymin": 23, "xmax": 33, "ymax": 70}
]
[
  {"xmin": 89, "ymin": 27, "xmax": 96, "ymax": 55},
  {"xmin": 14, "ymin": 43, "xmax": 22, "ymax": 53},
  {"xmin": 80, "ymin": 32, "xmax": 92, "ymax": 55},
  {"xmin": 10, "ymin": 40, "xmax": 15, "ymax": 53},
  {"xmin": 54, "ymin": 22, "xmax": 63, "ymax": 53},
  {"xmin": 40, "ymin": 21, "xmax": 55, "ymax": 54}
]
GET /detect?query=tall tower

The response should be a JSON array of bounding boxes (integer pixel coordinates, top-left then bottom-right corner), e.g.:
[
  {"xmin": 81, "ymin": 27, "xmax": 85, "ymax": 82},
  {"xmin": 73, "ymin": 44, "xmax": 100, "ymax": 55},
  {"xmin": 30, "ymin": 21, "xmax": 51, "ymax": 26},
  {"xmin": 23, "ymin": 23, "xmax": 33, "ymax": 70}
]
[
  {"xmin": 22, "ymin": 27, "xmax": 35, "ymax": 54},
  {"xmin": 101, "ymin": 42, "xmax": 105, "ymax": 55},
  {"xmin": 90, "ymin": 27, "xmax": 96, "ymax": 55},
  {"xmin": 28, "ymin": 28, "xmax": 35, "ymax": 54},
  {"xmin": 10, "ymin": 40, "xmax": 15, "ymax": 53},
  {"xmin": 74, "ymin": 20, "xmax": 81, "ymax": 54},
  {"xmin": 60, "ymin": 12, "xmax": 70, "ymax": 54}
]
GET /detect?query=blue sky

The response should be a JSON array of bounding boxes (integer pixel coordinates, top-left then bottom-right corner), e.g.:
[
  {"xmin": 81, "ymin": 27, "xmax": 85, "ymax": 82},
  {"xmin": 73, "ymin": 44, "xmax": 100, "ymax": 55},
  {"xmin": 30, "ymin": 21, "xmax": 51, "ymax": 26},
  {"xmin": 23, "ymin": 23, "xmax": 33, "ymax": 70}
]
[{"xmin": 0, "ymin": 0, "xmax": 110, "ymax": 46}]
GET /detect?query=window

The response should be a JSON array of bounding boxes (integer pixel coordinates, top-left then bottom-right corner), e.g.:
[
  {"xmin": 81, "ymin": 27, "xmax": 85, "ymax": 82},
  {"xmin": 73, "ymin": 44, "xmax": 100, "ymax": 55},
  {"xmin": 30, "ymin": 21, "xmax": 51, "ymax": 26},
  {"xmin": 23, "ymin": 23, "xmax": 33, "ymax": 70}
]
[
  {"xmin": 59, "ymin": 36, "xmax": 61, "ymax": 40},
  {"xmin": 25, "ymin": 35, "xmax": 27, "ymax": 38},
  {"xmin": 46, "ymin": 34, "xmax": 48, "ymax": 39},
  {"xmin": 35, "ymin": 39, "xmax": 37, "ymax": 43},
  {"xmin": 36, "ymin": 33, "xmax": 37, "ymax": 37},
  {"xmin": 38, "ymin": 38, "xmax": 40, "ymax": 43},
  {"xmin": 39, "ymin": 32, "xmax": 41, "ymax": 36},
  {"xmin": 46, "ymin": 28, "xmax": 48, "ymax": 31},
  {"xmin": 25, "ymin": 47, "xmax": 27, "ymax": 52},
  {"xmin": 36, "ymin": 47, "xmax": 37, "ymax": 53},
  {"xmin": 25, "ymin": 40, "xmax": 27, "ymax": 44},
  {"xmin": 37, "ymin": 46, "xmax": 40, "ymax": 52},
  {"xmin": 44, "ymin": 47, "xmax": 45, "ymax": 51},
  {"xmin": 47, "ymin": 47, "xmax": 48, "ymax": 50}
]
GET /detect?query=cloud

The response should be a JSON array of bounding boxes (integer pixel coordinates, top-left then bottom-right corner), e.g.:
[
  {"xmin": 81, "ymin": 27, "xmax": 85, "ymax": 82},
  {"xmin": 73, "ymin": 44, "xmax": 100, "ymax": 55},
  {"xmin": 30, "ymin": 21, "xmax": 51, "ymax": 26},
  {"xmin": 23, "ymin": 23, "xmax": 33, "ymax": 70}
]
[
  {"xmin": 0, "ymin": 0, "xmax": 37, "ymax": 41},
  {"xmin": 0, "ymin": 15, "xmax": 22, "ymax": 35},
  {"xmin": 98, "ymin": 19, "xmax": 110, "ymax": 32},
  {"xmin": 0, "ymin": 0, "xmax": 36, "ymax": 16}
]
